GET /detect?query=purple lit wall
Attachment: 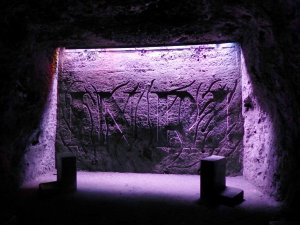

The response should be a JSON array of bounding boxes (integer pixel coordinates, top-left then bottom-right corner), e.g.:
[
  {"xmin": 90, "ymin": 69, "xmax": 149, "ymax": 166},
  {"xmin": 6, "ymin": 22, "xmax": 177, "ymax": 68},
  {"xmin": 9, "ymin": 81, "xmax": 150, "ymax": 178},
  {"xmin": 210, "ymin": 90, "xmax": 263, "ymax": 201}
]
[
  {"xmin": 22, "ymin": 50, "xmax": 59, "ymax": 181},
  {"xmin": 1, "ymin": 0, "xmax": 298, "ymax": 212},
  {"xmin": 56, "ymin": 43, "xmax": 243, "ymax": 175},
  {"xmin": 241, "ymin": 52, "xmax": 276, "ymax": 192}
]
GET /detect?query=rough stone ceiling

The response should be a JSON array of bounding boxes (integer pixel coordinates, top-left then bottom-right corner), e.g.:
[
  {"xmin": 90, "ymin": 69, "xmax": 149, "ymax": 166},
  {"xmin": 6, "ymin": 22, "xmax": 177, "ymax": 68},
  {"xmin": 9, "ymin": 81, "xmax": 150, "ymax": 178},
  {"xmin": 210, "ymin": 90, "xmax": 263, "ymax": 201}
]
[{"xmin": 0, "ymin": 0, "xmax": 279, "ymax": 47}]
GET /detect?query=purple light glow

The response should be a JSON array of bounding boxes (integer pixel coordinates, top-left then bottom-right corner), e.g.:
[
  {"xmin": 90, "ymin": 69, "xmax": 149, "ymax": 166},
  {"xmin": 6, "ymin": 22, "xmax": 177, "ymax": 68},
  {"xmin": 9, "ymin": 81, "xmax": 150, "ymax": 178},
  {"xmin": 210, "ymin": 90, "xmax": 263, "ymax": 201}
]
[
  {"xmin": 22, "ymin": 49, "xmax": 59, "ymax": 181},
  {"xmin": 57, "ymin": 43, "xmax": 244, "ymax": 175},
  {"xmin": 21, "ymin": 43, "xmax": 277, "ymax": 205},
  {"xmin": 23, "ymin": 171, "xmax": 279, "ymax": 207},
  {"xmin": 20, "ymin": 172, "xmax": 280, "ymax": 225},
  {"xmin": 241, "ymin": 51, "xmax": 275, "ymax": 192}
]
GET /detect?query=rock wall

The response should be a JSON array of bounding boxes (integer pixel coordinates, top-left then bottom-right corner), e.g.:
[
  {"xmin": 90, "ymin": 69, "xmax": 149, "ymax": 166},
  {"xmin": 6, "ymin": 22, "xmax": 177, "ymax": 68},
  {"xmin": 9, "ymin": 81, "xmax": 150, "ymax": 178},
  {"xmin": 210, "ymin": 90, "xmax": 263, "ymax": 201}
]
[
  {"xmin": 56, "ymin": 44, "xmax": 243, "ymax": 174},
  {"xmin": 22, "ymin": 50, "xmax": 58, "ymax": 182},
  {"xmin": 241, "ymin": 51, "xmax": 277, "ymax": 195},
  {"xmin": 0, "ymin": 0, "xmax": 300, "ymax": 213}
]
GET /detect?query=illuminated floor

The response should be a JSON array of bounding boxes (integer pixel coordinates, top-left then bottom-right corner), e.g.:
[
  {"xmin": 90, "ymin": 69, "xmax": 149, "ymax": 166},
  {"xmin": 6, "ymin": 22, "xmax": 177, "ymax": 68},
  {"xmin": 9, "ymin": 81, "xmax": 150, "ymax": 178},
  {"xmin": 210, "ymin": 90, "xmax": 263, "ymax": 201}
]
[{"xmin": 18, "ymin": 172, "xmax": 281, "ymax": 225}]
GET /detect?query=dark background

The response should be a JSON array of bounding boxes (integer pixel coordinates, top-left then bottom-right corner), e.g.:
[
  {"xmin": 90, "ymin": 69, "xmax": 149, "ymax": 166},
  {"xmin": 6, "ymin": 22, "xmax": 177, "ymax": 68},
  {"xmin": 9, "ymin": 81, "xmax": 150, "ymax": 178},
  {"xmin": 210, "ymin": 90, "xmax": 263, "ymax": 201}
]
[{"xmin": 0, "ymin": 0, "xmax": 299, "ymax": 221}]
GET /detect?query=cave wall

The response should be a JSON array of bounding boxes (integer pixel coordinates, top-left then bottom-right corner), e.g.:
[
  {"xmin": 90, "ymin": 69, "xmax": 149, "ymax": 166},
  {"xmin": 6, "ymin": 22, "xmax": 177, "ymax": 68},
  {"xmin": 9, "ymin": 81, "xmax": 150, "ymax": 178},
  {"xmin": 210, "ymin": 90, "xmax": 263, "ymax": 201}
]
[
  {"xmin": 56, "ymin": 44, "xmax": 243, "ymax": 174},
  {"xmin": 22, "ymin": 50, "xmax": 58, "ymax": 182},
  {"xmin": 241, "ymin": 51, "xmax": 277, "ymax": 196},
  {"xmin": 0, "ymin": 0, "xmax": 300, "ymax": 212}
]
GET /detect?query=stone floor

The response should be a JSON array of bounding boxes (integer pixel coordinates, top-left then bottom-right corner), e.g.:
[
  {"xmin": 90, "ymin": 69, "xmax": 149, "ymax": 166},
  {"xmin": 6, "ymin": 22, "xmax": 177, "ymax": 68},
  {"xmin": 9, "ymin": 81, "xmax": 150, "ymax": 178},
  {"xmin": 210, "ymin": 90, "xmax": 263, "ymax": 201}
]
[{"xmin": 15, "ymin": 172, "xmax": 283, "ymax": 225}]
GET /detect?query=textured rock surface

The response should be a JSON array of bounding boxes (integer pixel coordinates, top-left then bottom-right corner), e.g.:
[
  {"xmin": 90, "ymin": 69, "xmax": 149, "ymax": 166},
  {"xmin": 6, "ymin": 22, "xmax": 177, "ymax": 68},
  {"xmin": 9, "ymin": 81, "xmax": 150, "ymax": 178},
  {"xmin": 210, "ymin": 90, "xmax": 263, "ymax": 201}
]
[
  {"xmin": 0, "ymin": 0, "xmax": 300, "ymax": 215},
  {"xmin": 22, "ymin": 53, "xmax": 58, "ymax": 182},
  {"xmin": 56, "ymin": 44, "xmax": 243, "ymax": 174},
  {"xmin": 241, "ymin": 52, "xmax": 277, "ymax": 198}
]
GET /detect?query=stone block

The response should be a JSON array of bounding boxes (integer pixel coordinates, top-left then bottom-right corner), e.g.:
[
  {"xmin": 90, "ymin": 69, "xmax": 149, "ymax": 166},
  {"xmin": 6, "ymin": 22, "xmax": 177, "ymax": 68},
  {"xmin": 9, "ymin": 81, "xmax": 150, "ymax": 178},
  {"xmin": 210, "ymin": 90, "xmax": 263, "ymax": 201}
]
[
  {"xmin": 57, "ymin": 152, "xmax": 77, "ymax": 192},
  {"xmin": 219, "ymin": 186, "xmax": 244, "ymax": 205},
  {"xmin": 38, "ymin": 181, "xmax": 60, "ymax": 195},
  {"xmin": 200, "ymin": 155, "xmax": 226, "ymax": 202}
]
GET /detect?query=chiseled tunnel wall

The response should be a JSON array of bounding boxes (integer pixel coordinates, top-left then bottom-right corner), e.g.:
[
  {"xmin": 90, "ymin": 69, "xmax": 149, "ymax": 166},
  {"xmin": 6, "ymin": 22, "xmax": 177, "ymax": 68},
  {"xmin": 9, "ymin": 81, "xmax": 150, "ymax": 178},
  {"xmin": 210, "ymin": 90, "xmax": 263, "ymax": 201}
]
[
  {"xmin": 23, "ymin": 42, "xmax": 282, "ymax": 201},
  {"xmin": 1, "ymin": 1, "xmax": 300, "ymax": 213},
  {"xmin": 56, "ymin": 43, "xmax": 243, "ymax": 175}
]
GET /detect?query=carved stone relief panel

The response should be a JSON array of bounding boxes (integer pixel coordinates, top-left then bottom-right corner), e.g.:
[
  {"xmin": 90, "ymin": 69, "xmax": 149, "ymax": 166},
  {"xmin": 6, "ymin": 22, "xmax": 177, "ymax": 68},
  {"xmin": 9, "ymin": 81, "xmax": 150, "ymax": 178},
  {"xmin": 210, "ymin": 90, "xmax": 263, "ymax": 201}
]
[{"xmin": 56, "ymin": 44, "xmax": 243, "ymax": 174}]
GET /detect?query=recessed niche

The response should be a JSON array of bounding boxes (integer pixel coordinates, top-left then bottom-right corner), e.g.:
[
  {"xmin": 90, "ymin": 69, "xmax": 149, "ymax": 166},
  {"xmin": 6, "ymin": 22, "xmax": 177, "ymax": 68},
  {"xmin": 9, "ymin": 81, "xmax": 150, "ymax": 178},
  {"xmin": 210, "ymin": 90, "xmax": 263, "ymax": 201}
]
[{"xmin": 56, "ymin": 43, "xmax": 243, "ymax": 175}]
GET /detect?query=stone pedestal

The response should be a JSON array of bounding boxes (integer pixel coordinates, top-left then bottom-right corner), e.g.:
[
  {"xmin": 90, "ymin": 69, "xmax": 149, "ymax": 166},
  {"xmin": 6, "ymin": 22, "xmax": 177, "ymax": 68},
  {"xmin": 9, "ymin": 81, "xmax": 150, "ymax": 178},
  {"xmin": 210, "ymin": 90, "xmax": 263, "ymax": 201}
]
[
  {"xmin": 200, "ymin": 155, "xmax": 226, "ymax": 202},
  {"xmin": 39, "ymin": 153, "xmax": 77, "ymax": 194},
  {"xmin": 39, "ymin": 181, "xmax": 60, "ymax": 195},
  {"xmin": 219, "ymin": 186, "xmax": 244, "ymax": 205},
  {"xmin": 57, "ymin": 152, "xmax": 77, "ymax": 192}
]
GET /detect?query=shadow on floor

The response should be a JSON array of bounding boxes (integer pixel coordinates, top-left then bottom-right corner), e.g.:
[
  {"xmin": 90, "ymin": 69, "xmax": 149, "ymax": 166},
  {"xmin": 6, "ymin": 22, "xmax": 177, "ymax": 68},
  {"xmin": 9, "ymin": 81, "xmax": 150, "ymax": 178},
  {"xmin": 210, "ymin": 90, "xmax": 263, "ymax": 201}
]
[
  {"xmin": 16, "ymin": 172, "xmax": 282, "ymax": 225},
  {"xmin": 16, "ymin": 189, "xmax": 278, "ymax": 225}
]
